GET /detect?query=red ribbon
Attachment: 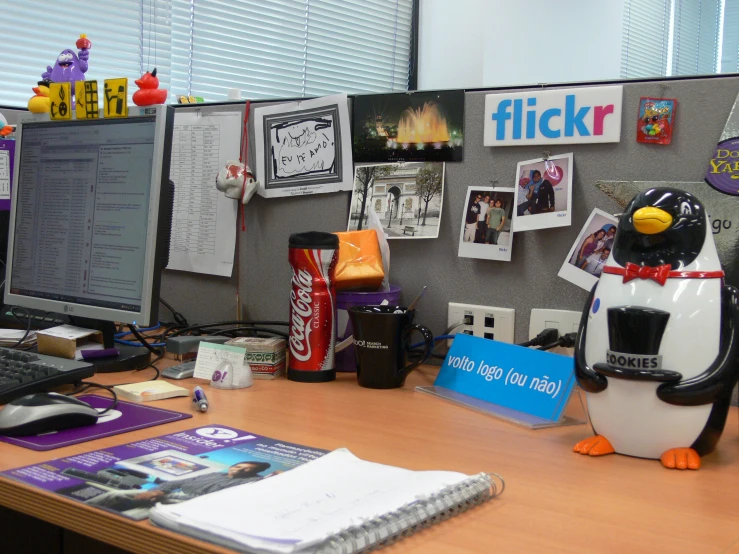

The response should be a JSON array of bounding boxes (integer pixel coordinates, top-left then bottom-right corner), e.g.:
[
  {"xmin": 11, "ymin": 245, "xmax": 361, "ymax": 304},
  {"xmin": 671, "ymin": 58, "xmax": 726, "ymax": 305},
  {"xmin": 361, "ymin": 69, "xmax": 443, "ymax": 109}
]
[
  {"xmin": 602, "ymin": 263, "xmax": 724, "ymax": 286},
  {"xmin": 239, "ymin": 100, "xmax": 251, "ymax": 232}
]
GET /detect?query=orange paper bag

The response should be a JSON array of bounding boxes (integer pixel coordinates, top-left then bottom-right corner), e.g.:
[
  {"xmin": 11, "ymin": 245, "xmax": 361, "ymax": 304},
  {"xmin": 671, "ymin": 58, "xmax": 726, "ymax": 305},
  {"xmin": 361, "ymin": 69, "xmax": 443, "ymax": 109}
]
[{"xmin": 334, "ymin": 230, "xmax": 385, "ymax": 290}]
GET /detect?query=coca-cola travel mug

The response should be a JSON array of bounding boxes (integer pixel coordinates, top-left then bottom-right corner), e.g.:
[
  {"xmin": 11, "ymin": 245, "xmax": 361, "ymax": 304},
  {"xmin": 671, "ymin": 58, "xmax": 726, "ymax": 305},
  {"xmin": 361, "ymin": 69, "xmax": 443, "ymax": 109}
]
[{"xmin": 288, "ymin": 232, "xmax": 339, "ymax": 383}]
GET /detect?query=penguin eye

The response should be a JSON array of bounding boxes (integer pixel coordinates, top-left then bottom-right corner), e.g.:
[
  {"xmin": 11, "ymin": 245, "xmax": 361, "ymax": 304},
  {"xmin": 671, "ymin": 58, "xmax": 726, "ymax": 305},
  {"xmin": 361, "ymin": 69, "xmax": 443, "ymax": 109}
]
[{"xmin": 680, "ymin": 202, "xmax": 692, "ymax": 216}]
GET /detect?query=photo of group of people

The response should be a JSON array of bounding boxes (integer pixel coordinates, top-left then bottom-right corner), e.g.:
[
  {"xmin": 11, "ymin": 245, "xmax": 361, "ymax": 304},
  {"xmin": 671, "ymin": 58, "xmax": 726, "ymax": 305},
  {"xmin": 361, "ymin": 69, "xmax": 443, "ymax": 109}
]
[
  {"xmin": 514, "ymin": 153, "xmax": 573, "ymax": 231},
  {"xmin": 558, "ymin": 208, "xmax": 619, "ymax": 290},
  {"xmin": 458, "ymin": 187, "xmax": 514, "ymax": 261}
]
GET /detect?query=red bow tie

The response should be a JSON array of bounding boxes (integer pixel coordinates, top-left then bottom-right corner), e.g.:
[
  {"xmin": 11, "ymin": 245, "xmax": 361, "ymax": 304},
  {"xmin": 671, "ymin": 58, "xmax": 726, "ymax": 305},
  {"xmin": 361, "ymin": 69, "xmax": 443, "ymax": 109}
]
[
  {"xmin": 623, "ymin": 262, "xmax": 671, "ymax": 285},
  {"xmin": 602, "ymin": 263, "xmax": 724, "ymax": 286}
]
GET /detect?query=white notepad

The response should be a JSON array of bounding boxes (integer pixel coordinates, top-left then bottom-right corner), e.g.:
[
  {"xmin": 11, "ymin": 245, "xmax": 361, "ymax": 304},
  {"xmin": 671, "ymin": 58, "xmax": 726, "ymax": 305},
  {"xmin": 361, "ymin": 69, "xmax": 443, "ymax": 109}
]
[{"xmin": 149, "ymin": 448, "xmax": 500, "ymax": 554}]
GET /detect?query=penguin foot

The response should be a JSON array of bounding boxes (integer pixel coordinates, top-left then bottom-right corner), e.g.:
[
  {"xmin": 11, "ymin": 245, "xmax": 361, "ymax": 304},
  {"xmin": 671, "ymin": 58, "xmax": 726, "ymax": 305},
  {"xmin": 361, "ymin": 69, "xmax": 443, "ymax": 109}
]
[
  {"xmin": 573, "ymin": 435, "xmax": 615, "ymax": 456},
  {"xmin": 660, "ymin": 448, "xmax": 701, "ymax": 470}
]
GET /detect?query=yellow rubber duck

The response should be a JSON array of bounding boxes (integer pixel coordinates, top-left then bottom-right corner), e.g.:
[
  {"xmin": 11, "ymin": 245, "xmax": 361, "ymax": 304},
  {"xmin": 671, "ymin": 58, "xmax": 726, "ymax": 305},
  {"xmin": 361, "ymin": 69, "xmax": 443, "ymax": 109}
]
[{"xmin": 28, "ymin": 80, "xmax": 52, "ymax": 113}]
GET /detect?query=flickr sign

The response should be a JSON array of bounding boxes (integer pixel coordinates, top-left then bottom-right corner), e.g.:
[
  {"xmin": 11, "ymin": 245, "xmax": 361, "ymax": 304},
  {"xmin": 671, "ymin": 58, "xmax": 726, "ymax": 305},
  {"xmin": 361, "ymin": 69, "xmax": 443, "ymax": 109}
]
[{"xmin": 484, "ymin": 86, "xmax": 623, "ymax": 146}]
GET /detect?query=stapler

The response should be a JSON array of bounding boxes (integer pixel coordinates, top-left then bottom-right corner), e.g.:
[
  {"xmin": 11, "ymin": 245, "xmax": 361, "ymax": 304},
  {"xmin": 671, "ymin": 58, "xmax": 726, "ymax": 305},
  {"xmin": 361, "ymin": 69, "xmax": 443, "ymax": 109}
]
[{"xmin": 161, "ymin": 336, "xmax": 230, "ymax": 380}]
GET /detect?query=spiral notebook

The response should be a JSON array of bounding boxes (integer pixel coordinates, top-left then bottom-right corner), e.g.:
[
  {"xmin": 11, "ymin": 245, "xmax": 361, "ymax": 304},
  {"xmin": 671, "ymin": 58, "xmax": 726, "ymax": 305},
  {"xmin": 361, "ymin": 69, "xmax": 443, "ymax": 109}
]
[{"xmin": 149, "ymin": 448, "xmax": 503, "ymax": 553}]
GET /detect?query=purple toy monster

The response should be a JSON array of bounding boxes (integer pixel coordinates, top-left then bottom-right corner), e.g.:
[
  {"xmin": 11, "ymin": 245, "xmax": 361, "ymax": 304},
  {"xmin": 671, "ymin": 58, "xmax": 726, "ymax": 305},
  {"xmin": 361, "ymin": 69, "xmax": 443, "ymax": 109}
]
[{"xmin": 42, "ymin": 47, "xmax": 90, "ymax": 104}]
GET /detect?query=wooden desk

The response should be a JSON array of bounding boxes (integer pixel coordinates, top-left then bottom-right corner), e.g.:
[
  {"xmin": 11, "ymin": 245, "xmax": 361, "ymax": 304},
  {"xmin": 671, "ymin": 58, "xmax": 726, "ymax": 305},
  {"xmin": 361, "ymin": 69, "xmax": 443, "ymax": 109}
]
[{"xmin": 0, "ymin": 365, "xmax": 738, "ymax": 553}]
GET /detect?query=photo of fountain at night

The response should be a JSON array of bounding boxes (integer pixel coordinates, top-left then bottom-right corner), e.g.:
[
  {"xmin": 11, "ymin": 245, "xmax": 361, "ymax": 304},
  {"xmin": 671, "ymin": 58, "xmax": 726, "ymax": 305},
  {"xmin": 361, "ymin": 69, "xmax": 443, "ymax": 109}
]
[{"xmin": 353, "ymin": 91, "xmax": 464, "ymax": 163}]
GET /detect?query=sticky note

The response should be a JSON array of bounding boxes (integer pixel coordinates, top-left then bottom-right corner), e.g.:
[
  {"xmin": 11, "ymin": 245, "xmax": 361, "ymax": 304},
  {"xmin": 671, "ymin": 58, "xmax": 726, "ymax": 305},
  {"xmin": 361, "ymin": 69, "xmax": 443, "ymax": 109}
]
[
  {"xmin": 75, "ymin": 80, "xmax": 99, "ymax": 119},
  {"xmin": 103, "ymin": 78, "xmax": 128, "ymax": 118},
  {"xmin": 49, "ymin": 82, "xmax": 72, "ymax": 120}
]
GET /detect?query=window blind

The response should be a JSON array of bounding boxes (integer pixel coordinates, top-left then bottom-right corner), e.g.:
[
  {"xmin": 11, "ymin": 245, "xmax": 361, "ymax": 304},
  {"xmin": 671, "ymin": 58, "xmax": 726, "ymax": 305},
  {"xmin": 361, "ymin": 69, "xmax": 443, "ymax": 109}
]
[
  {"xmin": 620, "ymin": 0, "xmax": 673, "ymax": 78},
  {"xmin": 171, "ymin": 0, "xmax": 413, "ymax": 101},
  {"xmin": 721, "ymin": 0, "xmax": 739, "ymax": 72},
  {"xmin": 0, "ymin": 0, "xmax": 171, "ymax": 108},
  {"xmin": 671, "ymin": 0, "xmax": 721, "ymax": 76}
]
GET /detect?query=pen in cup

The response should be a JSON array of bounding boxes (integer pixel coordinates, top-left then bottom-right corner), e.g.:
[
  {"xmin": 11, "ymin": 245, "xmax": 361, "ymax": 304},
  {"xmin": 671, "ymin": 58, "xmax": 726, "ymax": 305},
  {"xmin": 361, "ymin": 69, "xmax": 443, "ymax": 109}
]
[{"xmin": 193, "ymin": 386, "xmax": 209, "ymax": 412}]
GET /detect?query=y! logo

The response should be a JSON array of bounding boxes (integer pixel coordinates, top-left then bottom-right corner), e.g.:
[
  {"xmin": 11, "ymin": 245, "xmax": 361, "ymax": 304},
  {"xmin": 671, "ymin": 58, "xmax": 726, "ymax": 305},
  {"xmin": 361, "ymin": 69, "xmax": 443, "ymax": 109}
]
[{"xmin": 484, "ymin": 86, "xmax": 623, "ymax": 146}]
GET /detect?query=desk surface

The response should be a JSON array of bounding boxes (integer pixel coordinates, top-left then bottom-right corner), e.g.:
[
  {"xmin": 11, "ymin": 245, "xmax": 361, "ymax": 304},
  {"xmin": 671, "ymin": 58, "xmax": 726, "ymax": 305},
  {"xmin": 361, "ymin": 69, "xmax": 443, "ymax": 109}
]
[{"xmin": 0, "ymin": 364, "xmax": 738, "ymax": 554}]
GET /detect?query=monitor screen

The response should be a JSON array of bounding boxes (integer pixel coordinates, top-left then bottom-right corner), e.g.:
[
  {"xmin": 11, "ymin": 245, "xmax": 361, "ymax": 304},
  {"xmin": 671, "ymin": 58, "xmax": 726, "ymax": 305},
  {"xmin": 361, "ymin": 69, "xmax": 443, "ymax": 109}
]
[{"xmin": 4, "ymin": 107, "xmax": 173, "ymax": 325}]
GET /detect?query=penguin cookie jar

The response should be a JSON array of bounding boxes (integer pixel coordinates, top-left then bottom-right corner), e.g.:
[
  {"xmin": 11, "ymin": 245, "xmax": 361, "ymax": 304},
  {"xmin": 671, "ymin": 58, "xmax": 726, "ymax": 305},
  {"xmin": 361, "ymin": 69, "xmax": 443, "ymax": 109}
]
[{"xmin": 573, "ymin": 187, "xmax": 739, "ymax": 470}]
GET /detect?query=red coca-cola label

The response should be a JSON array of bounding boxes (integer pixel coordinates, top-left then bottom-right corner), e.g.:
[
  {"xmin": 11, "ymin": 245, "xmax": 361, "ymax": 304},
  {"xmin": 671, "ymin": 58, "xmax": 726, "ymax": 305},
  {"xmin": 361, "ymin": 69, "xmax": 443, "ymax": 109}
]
[{"xmin": 288, "ymin": 247, "xmax": 337, "ymax": 372}]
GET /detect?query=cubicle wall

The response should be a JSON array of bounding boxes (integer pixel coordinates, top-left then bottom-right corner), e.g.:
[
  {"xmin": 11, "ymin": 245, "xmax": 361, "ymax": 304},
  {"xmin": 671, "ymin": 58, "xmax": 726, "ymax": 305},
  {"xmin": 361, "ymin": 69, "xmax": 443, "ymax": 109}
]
[{"xmin": 161, "ymin": 75, "xmax": 739, "ymax": 342}]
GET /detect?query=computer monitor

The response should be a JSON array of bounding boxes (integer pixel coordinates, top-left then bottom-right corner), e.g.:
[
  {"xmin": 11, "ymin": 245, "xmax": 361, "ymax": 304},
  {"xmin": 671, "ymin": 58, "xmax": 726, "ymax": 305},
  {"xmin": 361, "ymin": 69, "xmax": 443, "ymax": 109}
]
[{"xmin": 4, "ymin": 106, "xmax": 174, "ymax": 336}]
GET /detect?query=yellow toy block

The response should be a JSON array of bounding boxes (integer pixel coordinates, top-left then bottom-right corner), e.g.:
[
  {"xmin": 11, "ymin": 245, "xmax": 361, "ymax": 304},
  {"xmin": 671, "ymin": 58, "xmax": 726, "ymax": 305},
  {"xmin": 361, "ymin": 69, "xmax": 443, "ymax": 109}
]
[
  {"xmin": 75, "ymin": 81, "xmax": 99, "ymax": 119},
  {"xmin": 49, "ymin": 82, "xmax": 72, "ymax": 120},
  {"xmin": 103, "ymin": 78, "xmax": 128, "ymax": 118}
]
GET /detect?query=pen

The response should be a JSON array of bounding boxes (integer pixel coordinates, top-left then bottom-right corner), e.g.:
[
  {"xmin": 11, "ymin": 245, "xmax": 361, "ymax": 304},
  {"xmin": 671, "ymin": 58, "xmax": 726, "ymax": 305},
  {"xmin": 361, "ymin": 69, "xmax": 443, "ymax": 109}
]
[{"xmin": 193, "ymin": 386, "xmax": 209, "ymax": 412}]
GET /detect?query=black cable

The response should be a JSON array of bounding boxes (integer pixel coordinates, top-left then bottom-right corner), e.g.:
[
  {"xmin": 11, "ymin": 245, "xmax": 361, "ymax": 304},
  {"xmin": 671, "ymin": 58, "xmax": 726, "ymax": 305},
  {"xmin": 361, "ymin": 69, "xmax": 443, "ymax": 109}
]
[
  {"xmin": 517, "ymin": 328, "xmax": 560, "ymax": 348},
  {"xmin": 210, "ymin": 326, "xmax": 290, "ymax": 338},
  {"xmin": 69, "ymin": 381, "xmax": 118, "ymax": 415},
  {"xmin": 9, "ymin": 307, "xmax": 32, "ymax": 349},
  {"xmin": 160, "ymin": 298, "xmax": 188, "ymax": 327},
  {"xmin": 168, "ymin": 320, "xmax": 289, "ymax": 339},
  {"xmin": 127, "ymin": 324, "xmax": 164, "ymax": 356},
  {"xmin": 135, "ymin": 352, "xmax": 163, "ymax": 380}
]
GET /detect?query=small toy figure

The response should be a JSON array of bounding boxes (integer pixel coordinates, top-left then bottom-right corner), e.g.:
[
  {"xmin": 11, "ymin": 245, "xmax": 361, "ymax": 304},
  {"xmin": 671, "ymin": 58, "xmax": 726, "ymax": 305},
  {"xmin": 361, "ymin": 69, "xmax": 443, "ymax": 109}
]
[
  {"xmin": 28, "ymin": 80, "xmax": 52, "ymax": 113},
  {"xmin": 573, "ymin": 188, "xmax": 739, "ymax": 470},
  {"xmin": 42, "ymin": 34, "xmax": 91, "ymax": 105},
  {"xmin": 133, "ymin": 68, "xmax": 168, "ymax": 106},
  {"xmin": 216, "ymin": 160, "xmax": 258, "ymax": 206}
]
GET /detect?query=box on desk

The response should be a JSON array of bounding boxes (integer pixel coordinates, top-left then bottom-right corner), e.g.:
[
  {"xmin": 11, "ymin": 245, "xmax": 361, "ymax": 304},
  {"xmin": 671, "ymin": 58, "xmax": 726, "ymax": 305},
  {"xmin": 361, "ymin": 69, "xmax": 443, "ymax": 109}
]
[
  {"xmin": 225, "ymin": 337, "xmax": 287, "ymax": 379},
  {"xmin": 36, "ymin": 325, "xmax": 104, "ymax": 360}
]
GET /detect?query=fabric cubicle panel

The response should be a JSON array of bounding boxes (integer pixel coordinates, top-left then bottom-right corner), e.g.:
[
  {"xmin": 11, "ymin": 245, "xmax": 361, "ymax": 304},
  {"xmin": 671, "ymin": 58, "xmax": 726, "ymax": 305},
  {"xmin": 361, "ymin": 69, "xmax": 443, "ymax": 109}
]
[
  {"xmin": 179, "ymin": 76, "xmax": 738, "ymax": 342},
  {"xmin": 159, "ymin": 103, "xmax": 245, "ymax": 324}
]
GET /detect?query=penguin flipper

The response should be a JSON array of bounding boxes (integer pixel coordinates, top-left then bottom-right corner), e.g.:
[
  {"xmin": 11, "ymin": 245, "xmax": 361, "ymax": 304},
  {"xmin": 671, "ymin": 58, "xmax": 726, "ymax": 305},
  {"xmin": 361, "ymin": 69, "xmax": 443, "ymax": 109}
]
[
  {"xmin": 657, "ymin": 285, "xmax": 739, "ymax": 406},
  {"xmin": 574, "ymin": 283, "xmax": 608, "ymax": 393}
]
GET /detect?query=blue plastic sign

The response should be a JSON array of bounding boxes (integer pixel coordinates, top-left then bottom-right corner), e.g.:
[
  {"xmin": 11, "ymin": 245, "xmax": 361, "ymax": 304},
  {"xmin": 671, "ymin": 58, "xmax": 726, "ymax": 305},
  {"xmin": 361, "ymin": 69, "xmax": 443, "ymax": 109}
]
[
  {"xmin": 434, "ymin": 334, "xmax": 576, "ymax": 422},
  {"xmin": 483, "ymin": 85, "xmax": 623, "ymax": 146}
]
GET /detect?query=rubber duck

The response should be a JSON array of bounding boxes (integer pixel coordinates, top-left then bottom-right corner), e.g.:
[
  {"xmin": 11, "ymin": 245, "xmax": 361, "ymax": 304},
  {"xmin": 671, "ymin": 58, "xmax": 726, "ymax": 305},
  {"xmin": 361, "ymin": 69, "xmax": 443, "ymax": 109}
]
[
  {"xmin": 133, "ymin": 68, "xmax": 168, "ymax": 106},
  {"xmin": 28, "ymin": 80, "xmax": 52, "ymax": 113}
]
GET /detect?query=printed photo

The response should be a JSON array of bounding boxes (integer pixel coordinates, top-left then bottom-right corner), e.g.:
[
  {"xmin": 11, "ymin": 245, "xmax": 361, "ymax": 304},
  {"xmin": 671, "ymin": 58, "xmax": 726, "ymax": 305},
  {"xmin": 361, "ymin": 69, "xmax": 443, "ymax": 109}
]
[
  {"xmin": 347, "ymin": 162, "xmax": 445, "ymax": 239},
  {"xmin": 514, "ymin": 153, "xmax": 573, "ymax": 232},
  {"xmin": 458, "ymin": 187, "xmax": 515, "ymax": 261},
  {"xmin": 352, "ymin": 91, "xmax": 464, "ymax": 163},
  {"xmin": 558, "ymin": 208, "xmax": 619, "ymax": 290}
]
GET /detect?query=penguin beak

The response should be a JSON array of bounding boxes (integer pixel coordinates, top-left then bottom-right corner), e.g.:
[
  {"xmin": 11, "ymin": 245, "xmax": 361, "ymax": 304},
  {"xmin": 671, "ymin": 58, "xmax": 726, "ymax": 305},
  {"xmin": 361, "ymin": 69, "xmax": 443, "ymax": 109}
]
[{"xmin": 633, "ymin": 207, "xmax": 672, "ymax": 234}]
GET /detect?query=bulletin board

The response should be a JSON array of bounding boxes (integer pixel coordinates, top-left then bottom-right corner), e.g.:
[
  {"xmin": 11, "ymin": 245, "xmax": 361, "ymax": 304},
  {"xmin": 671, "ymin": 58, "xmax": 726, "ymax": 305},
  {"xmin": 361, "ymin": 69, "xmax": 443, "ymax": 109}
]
[{"xmin": 165, "ymin": 75, "xmax": 739, "ymax": 342}]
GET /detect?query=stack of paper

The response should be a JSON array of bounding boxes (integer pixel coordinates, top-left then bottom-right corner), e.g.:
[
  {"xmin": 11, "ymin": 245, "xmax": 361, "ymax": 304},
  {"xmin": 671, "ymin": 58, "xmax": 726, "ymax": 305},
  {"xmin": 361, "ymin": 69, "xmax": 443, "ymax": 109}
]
[
  {"xmin": 225, "ymin": 337, "xmax": 286, "ymax": 379},
  {"xmin": 149, "ymin": 448, "xmax": 495, "ymax": 554},
  {"xmin": 0, "ymin": 329, "xmax": 37, "ymax": 348}
]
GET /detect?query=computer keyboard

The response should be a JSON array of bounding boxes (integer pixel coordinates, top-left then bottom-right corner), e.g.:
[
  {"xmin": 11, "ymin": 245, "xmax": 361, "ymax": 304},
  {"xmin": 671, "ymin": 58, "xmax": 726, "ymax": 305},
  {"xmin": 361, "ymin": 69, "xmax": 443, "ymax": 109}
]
[{"xmin": 0, "ymin": 347, "xmax": 95, "ymax": 404}]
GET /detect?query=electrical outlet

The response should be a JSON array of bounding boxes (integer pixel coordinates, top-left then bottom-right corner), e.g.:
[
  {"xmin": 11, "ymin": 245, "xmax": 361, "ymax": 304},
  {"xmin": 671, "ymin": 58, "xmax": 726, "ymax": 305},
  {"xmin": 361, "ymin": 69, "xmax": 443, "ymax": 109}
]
[
  {"xmin": 528, "ymin": 309, "xmax": 581, "ymax": 340},
  {"xmin": 447, "ymin": 303, "xmax": 515, "ymax": 346}
]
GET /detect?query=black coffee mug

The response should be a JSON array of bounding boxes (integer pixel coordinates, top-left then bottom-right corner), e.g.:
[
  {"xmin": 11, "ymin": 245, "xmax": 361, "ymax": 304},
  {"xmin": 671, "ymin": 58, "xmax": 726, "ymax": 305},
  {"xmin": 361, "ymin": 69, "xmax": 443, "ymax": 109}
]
[{"xmin": 347, "ymin": 305, "xmax": 434, "ymax": 389}]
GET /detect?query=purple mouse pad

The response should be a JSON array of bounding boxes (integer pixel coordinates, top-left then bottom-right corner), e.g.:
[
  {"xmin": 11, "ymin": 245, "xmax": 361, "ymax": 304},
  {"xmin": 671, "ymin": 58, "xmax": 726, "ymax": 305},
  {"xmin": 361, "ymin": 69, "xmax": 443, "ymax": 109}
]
[{"xmin": 0, "ymin": 395, "xmax": 192, "ymax": 451}]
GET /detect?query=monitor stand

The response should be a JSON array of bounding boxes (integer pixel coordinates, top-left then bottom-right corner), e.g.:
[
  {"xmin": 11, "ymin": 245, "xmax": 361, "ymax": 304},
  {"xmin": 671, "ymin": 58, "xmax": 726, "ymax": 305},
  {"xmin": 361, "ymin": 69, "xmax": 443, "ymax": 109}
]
[{"xmin": 69, "ymin": 318, "xmax": 152, "ymax": 373}]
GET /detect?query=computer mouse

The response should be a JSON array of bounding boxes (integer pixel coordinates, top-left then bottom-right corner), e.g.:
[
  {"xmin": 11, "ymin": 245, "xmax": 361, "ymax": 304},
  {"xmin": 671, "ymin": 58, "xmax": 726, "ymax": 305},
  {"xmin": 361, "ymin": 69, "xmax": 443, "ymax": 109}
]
[{"xmin": 0, "ymin": 392, "xmax": 99, "ymax": 436}]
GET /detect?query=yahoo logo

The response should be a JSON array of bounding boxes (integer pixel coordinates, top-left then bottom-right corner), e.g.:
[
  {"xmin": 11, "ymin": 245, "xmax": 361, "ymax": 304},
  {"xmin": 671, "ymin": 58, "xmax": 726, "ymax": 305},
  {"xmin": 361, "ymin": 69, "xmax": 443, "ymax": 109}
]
[{"xmin": 484, "ymin": 86, "xmax": 623, "ymax": 146}]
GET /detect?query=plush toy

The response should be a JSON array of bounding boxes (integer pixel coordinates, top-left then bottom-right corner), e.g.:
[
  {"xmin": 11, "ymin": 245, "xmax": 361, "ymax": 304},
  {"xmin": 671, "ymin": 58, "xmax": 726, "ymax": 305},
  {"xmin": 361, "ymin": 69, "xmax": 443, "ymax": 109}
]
[
  {"xmin": 573, "ymin": 188, "xmax": 739, "ymax": 470},
  {"xmin": 42, "ymin": 34, "xmax": 90, "ymax": 105},
  {"xmin": 133, "ymin": 68, "xmax": 168, "ymax": 106}
]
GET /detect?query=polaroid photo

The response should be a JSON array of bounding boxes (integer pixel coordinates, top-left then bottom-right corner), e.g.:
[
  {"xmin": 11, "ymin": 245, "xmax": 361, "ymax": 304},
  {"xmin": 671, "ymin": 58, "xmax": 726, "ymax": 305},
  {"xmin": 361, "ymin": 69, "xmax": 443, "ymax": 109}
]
[
  {"xmin": 458, "ymin": 186, "xmax": 515, "ymax": 261},
  {"xmin": 513, "ymin": 153, "xmax": 573, "ymax": 232},
  {"xmin": 347, "ymin": 162, "xmax": 445, "ymax": 239},
  {"xmin": 558, "ymin": 208, "xmax": 619, "ymax": 291}
]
